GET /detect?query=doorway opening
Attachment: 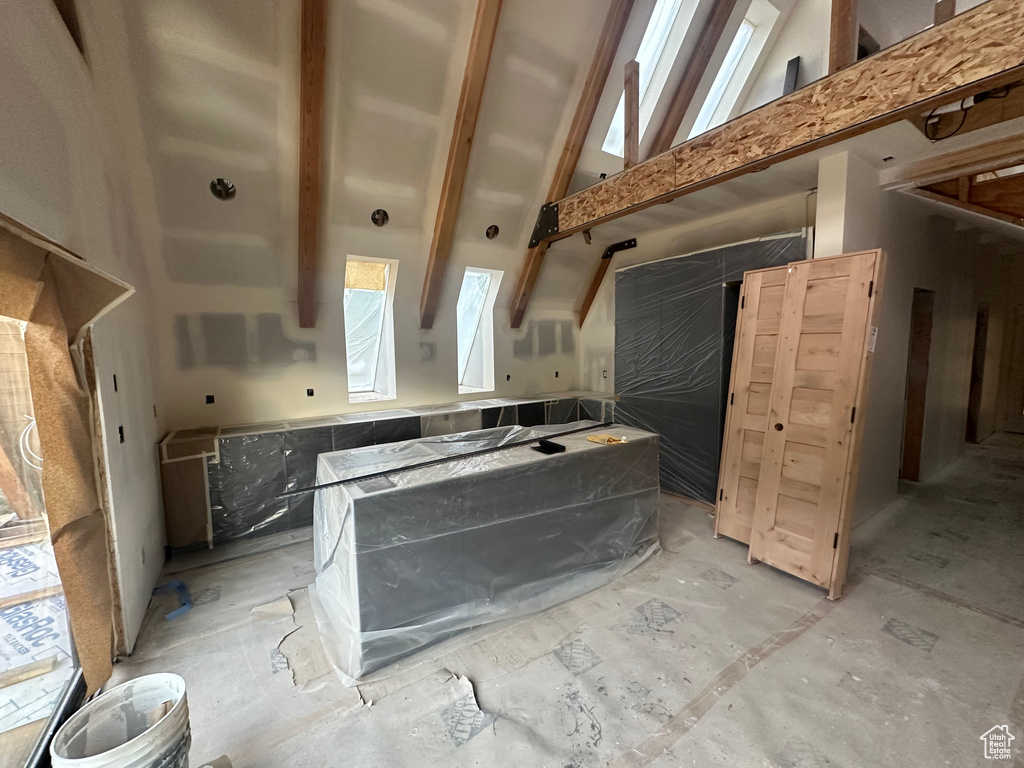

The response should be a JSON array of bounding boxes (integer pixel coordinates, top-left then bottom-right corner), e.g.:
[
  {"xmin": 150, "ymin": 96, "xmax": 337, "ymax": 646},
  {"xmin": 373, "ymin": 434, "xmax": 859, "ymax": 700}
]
[
  {"xmin": 900, "ymin": 288, "xmax": 934, "ymax": 481},
  {"xmin": 966, "ymin": 303, "xmax": 990, "ymax": 444}
]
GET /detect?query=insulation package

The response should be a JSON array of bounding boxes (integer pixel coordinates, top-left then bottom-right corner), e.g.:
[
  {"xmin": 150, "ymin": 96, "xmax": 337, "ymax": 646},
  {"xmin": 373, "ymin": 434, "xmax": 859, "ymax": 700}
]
[{"xmin": 310, "ymin": 421, "xmax": 659, "ymax": 683}]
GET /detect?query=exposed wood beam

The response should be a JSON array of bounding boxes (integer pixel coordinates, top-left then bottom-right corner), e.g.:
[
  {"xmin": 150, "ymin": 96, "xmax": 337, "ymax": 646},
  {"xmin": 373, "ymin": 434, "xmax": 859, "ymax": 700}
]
[
  {"xmin": 646, "ymin": 0, "xmax": 739, "ymax": 158},
  {"xmin": 935, "ymin": 0, "xmax": 956, "ymax": 24},
  {"xmin": 578, "ymin": 238, "xmax": 637, "ymax": 327},
  {"xmin": 579, "ymin": 259, "xmax": 613, "ymax": 327},
  {"xmin": 912, "ymin": 81, "xmax": 1024, "ymax": 141},
  {"xmin": 419, "ymin": 0, "xmax": 503, "ymax": 330},
  {"xmin": 885, "ymin": 134, "xmax": 1024, "ymax": 190},
  {"xmin": 298, "ymin": 0, "xmax": 326, "ymax": 328},
  {"xmin": 624, "ymin": 60, "xmax": 640, "ymax": 169},
  {"xmin": 508, "ymin": 0, "xmax": 636, "ymax": 329},
  {"xmin": 829, "ymin": 0, "xmax": 858, "ymax": 74},
  {"xmin": 907, "ymin": 187, "xmax": 1024, "ymax": 228},
  {"xmin": 536, "ymin": 0, "xmax": 1024, "ymax": 242},
  {"xmin": 0, "ymin": 445, "xmax": 37, "ymax": 519}
]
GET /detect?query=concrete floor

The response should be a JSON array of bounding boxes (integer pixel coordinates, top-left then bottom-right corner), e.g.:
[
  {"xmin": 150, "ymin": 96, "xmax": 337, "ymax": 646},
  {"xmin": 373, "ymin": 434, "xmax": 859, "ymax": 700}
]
[{"xmin": 111, "ymin": 434, "xmax": 1024, "ymax": 767}]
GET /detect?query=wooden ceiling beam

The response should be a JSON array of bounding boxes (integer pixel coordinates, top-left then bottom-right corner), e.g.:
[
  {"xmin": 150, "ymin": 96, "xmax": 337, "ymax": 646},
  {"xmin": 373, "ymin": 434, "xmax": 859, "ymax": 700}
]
[
  {"xmin": 508, "ymin": 0, "xmax": 636, "ymax": 329},
  {"xmin": 419, "ymin": 0, "xmax": 503, "ymax": 330},
  {"xmin": 534, "ymin": 0, "xmax": 1024, "ymax": 243},
  {"xmin": 646, "ymin": 0, "xmax": 739, "ymax": 158},
  {"xmin": 298, "ymin": 0, "xmax": 326, "ymax": 328},
  {"xmin": 907, "ymin": 187, "xmax": 1024, "ymax": 228}
]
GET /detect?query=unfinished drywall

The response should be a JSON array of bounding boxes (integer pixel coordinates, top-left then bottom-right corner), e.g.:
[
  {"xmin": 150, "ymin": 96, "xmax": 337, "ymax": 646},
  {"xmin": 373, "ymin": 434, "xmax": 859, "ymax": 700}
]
[
  {"xmin": 813, "ymin": 151, "xmax": 1016, "ymax": 522},
  {"xmin": 739, "ymin": 0, "xmax": 830, "ymax": 114},
  {"xmin": 578, "ymin": 191, "xmax": 813, "ymax": 393},
  {"xmin": 88, "ymin": 0, "xmax": 615, "ymax": 430},
  {"xmin": 0, "ymin": 2, "xmax": 165, "ymax": 652}
]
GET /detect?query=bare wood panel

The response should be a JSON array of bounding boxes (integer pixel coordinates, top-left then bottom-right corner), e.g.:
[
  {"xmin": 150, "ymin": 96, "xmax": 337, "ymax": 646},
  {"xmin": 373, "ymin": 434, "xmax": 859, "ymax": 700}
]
[
  {"xmin": 420, "ymin": 0, "xmax": 503, "ymax": 330},
  {"xmin": 160, "ymin": 455, "xmax": 210, "ymax": 548},
  {"xmin": 646, "ymin": 0, "xmax": 739, "ymax": 157},
  {"xmin": 552, "ymin": 0, "xmax": 1024, "ymax": 238},
  {"xmin": 714, "ymin": 266, "xmax": 789, "ymax": 544},
  {"xmin": 509, "ymin": 0, "xmax": 636, "ymax": 329},
  {"xmin": 749, "ymin": 251, "xmax": 884, "ymax": 599}
]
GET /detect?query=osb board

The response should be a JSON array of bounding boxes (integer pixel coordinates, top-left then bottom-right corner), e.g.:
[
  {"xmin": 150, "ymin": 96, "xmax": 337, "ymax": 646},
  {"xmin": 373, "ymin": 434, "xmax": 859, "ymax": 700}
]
[{"xmin": 556, "ymin": 0, "xmax": 1024, "ymax": 234}]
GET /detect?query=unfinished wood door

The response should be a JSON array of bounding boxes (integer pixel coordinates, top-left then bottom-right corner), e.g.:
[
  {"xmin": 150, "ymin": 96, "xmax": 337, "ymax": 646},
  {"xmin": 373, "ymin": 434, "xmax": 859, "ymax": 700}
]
[
  {"xmin": 748, "ymin": 251, "xmax": 884, "ymax": 599},
  {"xmin": 714, "ymin": 266, "xmax": 789, "ymax": 544},
  {"xmin": 900, "ymin": 289, "xmax": 934, "ymax": 479}
]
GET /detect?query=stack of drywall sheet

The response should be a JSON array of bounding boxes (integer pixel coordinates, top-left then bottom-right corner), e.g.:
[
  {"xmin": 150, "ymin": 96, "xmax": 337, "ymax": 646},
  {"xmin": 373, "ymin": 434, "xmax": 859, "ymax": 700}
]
[{"xmin": 310, "ymin": 421, "xmax": 660, "ymax": 683}]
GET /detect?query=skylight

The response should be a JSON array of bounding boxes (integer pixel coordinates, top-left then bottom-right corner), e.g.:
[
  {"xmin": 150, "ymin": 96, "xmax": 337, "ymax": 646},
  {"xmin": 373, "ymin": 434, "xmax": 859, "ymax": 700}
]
[
  {"xmin": 603, "ymin": 0, "xmax": 692, "ymax": 157},
  {"xmin": 688, "ymin": 19, "xmax": 755, "ymax": 138},
  {"xmin": 344, "ymin": 258, "xmax": 398, "ymax": 402},
  {"xmin": 457, "ymin": 267, "xmax": 502, "ymax": 394}
]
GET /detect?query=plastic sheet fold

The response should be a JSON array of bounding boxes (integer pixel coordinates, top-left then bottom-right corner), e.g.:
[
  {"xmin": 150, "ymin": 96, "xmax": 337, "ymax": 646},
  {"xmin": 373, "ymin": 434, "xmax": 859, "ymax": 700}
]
[
  {"xmin": 310, "ymin": 421, "xmax": 660, "ymax": 683},
  {"xmin": 614, "ymin": 231, "xmax": 807, "ymax": 502}
]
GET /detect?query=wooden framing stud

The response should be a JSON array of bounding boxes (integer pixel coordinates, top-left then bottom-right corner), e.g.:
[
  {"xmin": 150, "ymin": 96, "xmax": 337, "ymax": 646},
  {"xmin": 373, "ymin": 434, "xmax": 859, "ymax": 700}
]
[
  {"xmin": 829, "ymin": 0, "xmax": 858, "ymax": 74},
  {"xmin": 646, "ymin": 0, "xmax": 739, "ymax": 158},
  {"xmin": 509, "ymin": 0, "xmax": 636, "ymax": 329}
]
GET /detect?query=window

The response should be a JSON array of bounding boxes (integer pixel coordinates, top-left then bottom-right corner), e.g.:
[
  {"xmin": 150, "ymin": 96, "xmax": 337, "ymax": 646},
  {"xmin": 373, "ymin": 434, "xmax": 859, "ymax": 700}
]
[
  {"xmin": 344, "ymin": 258, "xmax": 398, "ymax": 402},
  {"xmin": 687, "ymin": 0, "xmax": 780, "ymax": 139},
  {"xmin": 456, "ymin": 268, "xmax": 502, "ymax": 394},
  {"xmin": 603, "ymin": 0, "xmax": 698, "ymax": 157}
]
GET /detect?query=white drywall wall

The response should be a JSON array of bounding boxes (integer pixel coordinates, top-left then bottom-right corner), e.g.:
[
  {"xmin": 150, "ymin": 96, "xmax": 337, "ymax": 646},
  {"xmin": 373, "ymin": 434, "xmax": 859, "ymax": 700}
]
[{"xmin": 0, "ymin": 3, "xmax": 165, "ymax": 652}]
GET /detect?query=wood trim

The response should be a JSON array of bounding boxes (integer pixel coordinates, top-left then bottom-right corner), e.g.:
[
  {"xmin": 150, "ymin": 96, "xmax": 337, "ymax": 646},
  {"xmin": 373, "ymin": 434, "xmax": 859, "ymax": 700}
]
[
  {"xmin": 907, "ymin": 187, "xmax": 1024, "ymax": 228},
  {"xmin": 646, "ymin": 0, "xmax": 739, "ymax": 157},
  {"xmin": 624, "ymin": 60, "xmax": 640, "ymax": 169},
  {"xmin": 419, "ymin": 0, "xmax": 503, "ymax": 330},
  {"xmin": 509, "ymin": 0, "xmax": 636, "ymax": 329},
  {"xmin": 298, "ymin": 0, "xmax": 327, "ymax": 328},
  {"xmin": 548, "ymin": 0, "xmax": 1024, "ymax": 240},
  {"xmin": 829, "ymin": 0, "xmax": 858, "ymax": 74}
]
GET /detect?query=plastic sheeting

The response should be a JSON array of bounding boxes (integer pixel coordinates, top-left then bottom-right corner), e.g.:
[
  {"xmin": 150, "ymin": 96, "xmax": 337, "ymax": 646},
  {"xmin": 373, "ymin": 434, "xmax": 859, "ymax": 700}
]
[
  {"xmin": 205, "ymin": 396, "xmax": 614, "ymax": 544},
  {"xmin": 310, "ymin": 421, "xmax": 660, "ymax": 683},
  {"xmin": 614, "ymin": 230, "xmax": 808, "ymax": 502}
]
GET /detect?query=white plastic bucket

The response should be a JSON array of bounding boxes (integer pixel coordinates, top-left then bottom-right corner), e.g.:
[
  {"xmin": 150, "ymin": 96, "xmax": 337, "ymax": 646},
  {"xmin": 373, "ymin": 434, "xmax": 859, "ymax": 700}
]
[{"xmin": 50, "ymin": 673, "xmax": 191, "ymax": 768}]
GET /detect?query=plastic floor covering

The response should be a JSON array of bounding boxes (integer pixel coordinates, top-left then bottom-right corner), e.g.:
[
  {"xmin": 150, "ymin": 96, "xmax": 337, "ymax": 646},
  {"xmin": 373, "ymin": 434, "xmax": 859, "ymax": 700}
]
[{"xmin": 110, "ymin": 436, "xmax": 1024, "ymax": 766}]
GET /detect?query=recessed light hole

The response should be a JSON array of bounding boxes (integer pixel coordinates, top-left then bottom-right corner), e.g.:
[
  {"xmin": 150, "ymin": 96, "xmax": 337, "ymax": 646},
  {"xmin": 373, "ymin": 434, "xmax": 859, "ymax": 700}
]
[
  {"xmin": 485, "ymin": 224, "xmax": 499, "ymax": 240},
  {"xmin": 210, "ymin": 178, "xmax": 236, "ymax": 201},
  {"xmin": 371, "ymin": 209, "xmax": 389, "ymax": 227}
]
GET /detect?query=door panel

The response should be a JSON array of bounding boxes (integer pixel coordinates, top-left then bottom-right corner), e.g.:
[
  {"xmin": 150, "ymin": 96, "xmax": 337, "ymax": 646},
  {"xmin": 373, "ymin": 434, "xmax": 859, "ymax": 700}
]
[
  {"xmin": 715, "ymin": 266, "xmax": 789, "ymax": 544},
  {"xmin": 748, "ymin": 252, "xmax": 882, "ymax": 597}
]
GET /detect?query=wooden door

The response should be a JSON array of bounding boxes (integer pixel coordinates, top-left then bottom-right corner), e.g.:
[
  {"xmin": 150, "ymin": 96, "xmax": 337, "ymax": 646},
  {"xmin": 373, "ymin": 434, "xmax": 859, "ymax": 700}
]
[
  {"xmin": 900, "ymin": 289, "xmax": 934, "ymax": 479},
  {"xmin": 747, "ymin": 251, "xmax": 884, "ymax": 599},
  {"xmin": 965, "ymin": 304, "xmax": 989, "ymax": 444},
  {"xmin": 715, "ymin": 266, "xmax": 789, "ymax": 544}
]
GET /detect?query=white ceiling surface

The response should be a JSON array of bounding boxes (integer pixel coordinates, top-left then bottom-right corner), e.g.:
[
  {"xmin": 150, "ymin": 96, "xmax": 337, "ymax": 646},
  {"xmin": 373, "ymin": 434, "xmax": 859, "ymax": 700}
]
[
  {"xmin": 108, "ymin": 0, "xmax": 1022, "ymax": 324},
  {"xmin": 112, "ymin": 0, "xmax": 618, "ymax": 317}
]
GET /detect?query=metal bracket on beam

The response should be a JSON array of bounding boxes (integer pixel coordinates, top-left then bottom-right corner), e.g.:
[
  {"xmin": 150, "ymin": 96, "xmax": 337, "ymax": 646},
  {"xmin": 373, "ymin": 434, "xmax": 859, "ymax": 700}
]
[
  {"xmin": 601, "ymin": 238, "xmax": 637, "ymax": 259},
  {"xmin": 528, "ymin": 202, "xmax": 560, "ymax": 248}
]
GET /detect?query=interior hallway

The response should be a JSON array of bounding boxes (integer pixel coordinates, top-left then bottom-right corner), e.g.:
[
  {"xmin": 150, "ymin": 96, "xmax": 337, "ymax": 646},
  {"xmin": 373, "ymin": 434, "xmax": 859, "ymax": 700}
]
[{"xmin": 111, "ymin": 435, "xmax": 1024, "ymax": 767}]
